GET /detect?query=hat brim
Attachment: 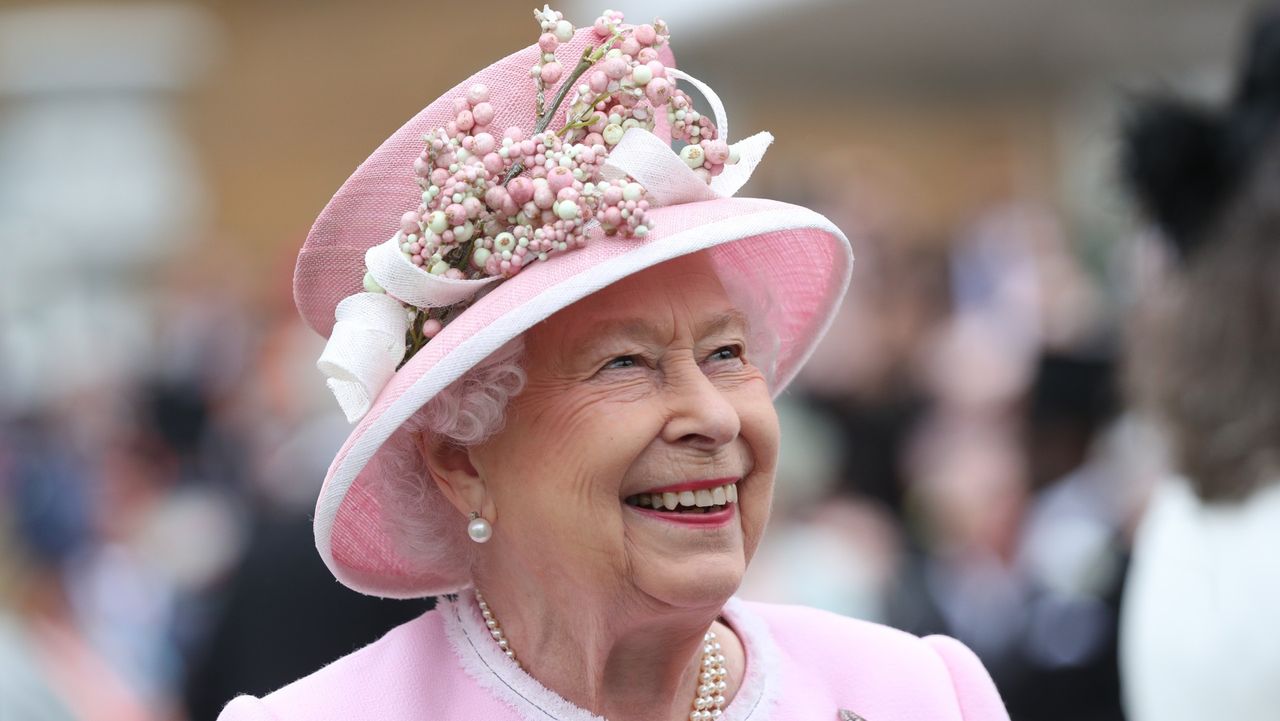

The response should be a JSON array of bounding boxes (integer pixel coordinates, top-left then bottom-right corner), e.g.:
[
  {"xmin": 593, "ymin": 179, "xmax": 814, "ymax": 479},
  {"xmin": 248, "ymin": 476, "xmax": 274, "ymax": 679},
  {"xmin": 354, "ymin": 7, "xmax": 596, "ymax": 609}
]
[{"xmin": 313, "ymin": 196, "xmax": 851, "ymax": 598}]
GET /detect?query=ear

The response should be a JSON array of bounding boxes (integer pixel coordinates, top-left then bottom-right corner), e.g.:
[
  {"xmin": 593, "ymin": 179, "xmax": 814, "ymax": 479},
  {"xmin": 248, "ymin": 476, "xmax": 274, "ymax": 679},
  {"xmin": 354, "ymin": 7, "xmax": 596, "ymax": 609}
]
[{"xmin": 418, "ymin": 434, "xmax": 495, "ymax": 522}]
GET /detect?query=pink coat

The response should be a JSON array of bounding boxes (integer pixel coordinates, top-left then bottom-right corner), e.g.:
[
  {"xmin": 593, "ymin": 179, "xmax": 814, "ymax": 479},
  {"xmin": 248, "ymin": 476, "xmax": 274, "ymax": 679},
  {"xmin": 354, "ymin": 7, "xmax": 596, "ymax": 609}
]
[{"xmin": 217, "ymin": 594, "xmax": 1008, "ymax": 721}]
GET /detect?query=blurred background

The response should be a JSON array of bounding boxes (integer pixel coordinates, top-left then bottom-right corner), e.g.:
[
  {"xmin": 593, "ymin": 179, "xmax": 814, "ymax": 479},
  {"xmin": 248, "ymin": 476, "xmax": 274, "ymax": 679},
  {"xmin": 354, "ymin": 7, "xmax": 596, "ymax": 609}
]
[{"xmin": 0, "ymin": 1, "xmax": 1265, "ymax": 719}]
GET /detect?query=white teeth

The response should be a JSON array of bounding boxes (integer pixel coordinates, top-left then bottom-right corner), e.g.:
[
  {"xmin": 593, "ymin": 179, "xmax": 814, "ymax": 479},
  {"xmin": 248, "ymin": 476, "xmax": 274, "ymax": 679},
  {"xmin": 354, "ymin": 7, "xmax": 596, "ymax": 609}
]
[{"xmin": 628, "ymin": 483, "xmax": 739, "ymax": 510}]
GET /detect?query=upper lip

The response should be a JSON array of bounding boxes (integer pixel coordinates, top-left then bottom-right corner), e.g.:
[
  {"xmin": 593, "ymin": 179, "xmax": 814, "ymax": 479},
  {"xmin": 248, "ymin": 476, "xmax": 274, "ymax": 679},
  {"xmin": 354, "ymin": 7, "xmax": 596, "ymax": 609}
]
[{"xmin": 627, "ymin": 477, "xmax": 740, "ymax": 496}]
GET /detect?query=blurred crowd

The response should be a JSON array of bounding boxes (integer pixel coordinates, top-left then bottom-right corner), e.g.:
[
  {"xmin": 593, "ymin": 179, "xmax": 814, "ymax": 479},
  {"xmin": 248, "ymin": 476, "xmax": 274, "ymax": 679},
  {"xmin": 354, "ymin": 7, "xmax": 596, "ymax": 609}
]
[
  {"xmin": 2, "ymin": 2, "xmax": 1276, "ymax": 721},
  {"xmin": 742, "ymin": 197, "xmax": 1153, "ymax": 721},
  {"xmin": 0, "ymin": 246, "xmax": 431, "ymax": 720}
]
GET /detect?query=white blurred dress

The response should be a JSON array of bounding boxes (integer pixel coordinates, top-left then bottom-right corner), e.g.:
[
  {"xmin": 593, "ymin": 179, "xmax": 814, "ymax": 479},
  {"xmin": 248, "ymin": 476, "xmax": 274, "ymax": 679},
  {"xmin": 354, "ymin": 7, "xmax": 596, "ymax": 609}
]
[{"xmin": 1120, "ymin": 477, "xmax": 1280, "ymax": 720}]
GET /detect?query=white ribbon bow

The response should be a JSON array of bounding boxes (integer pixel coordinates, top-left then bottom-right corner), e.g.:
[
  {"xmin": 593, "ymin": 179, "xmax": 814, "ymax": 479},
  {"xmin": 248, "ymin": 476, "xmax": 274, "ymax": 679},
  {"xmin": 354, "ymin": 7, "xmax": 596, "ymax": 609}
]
[
  {"xmin": 319, "ymin": 243, "xmax": 501, "ymax": 422},
  {"xmin": 601, "ymin": 68, "xmax": 773, "ymax": 205},
  {"xmin": 318, "ymin": 68, "xmax": 772, "ymax": 423}
]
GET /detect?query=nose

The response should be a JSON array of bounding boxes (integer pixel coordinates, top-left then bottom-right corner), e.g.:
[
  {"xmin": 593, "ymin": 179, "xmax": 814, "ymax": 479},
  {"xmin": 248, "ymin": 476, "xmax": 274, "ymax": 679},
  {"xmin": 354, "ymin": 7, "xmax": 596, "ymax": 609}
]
[{"xmin": 660, "ymin": 362, "xmax": 741, "ymax": 451}]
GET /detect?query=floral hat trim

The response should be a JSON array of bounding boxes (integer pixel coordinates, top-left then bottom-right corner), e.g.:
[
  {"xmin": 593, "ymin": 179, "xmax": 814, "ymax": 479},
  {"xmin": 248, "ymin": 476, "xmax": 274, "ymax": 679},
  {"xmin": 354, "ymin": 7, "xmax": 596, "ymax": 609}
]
[{"xmin": 317, "ymin": 6, "xmax": 773, "ymax": 423}]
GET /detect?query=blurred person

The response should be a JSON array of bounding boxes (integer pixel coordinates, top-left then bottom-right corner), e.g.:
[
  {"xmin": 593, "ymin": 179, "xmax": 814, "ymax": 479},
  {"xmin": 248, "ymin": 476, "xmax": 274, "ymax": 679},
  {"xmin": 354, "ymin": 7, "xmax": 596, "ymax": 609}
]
[
  {"xmin": 891, "ymin": 414, "xmax": 1031, "ymax": 661},
  {"xmin": 0, "ymin": 415, "xmax": 161, "ymax": 721},
  {"xmin": 951, "ymin": 200, "xmax": 1106, "ymax": 357},
  {"xmin": 890, "ymin": 203, "xmax": 1131, "ymax": 720},
  {"xmin": 891, "ymin": 356, "xmax": 1131, "ymax": 721},
  {"xmin": 738, "ymin": 397, "xmax": 902, "ymax": 623},
  {"xmin": 787, "ymin": 148, "xmax": 950, "ymax": 518},
  {"xmin": 1118, "ymin": 6, "xmax": 1280, "ymax": 720},
  {"xmin": 183, "ymin": 286, "xmax": 430, "ymax": 721},
  {"xmin": 1009, "ymin": 355, "xmax": 1129, "ymax": 721},
  {"xmin": 75, "ymin": 424, "xmax": 187, "ymax": 703},
  {"xmin": 797, "ymin": 236, "xmax": 947, "ymax": 516},
  {"xmin": 216, "ymin": 8, "xmax": 1008, "ymax": 721}
]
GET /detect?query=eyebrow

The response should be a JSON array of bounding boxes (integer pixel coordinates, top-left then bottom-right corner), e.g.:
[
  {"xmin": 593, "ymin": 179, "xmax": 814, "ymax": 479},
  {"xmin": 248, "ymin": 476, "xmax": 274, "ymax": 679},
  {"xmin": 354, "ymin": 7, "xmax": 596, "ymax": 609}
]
[
  {"xmin": 574, "ymin": 310, "xmax": 750, "ymax": 355},
  {"xmin": 700, "ymin": 309, "xmax": 750, "ymax": 338}
]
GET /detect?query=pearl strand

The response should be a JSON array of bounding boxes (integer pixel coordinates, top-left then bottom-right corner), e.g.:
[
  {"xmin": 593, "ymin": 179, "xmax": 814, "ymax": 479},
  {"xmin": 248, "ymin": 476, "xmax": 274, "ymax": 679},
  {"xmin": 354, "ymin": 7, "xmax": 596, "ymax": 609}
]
[
  {"xmin": 476, "ymin": 590, "xmax": 520, "ymax": 668},
  {"xmin": 473, "ymin": 590, "xmax": 728, "ymax": 719},
  {"xmin": 692, "ymin": 630, "xmax": 728, "ymax": 721}
]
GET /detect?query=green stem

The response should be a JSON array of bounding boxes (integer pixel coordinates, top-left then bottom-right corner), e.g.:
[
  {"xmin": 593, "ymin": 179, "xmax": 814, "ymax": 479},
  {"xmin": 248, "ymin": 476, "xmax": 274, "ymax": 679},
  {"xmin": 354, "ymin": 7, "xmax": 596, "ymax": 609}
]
[
  {"xmin": 503, "ymin": 30, "xmax": 626, "ymax": 186},
  {"xmin": 537, "ymin": 47, "xmax": 595, "ymax": 132},
  {"xmin": 558, "ymin": 90, "xmax": 614, "ymax": 138},
  {"xmin": 450, "ymin": 237, "xmax": 476, "ymax": 271},
  {"xmin": 400, "ymin": 308, "xmax": 429, "ymax": 369}
]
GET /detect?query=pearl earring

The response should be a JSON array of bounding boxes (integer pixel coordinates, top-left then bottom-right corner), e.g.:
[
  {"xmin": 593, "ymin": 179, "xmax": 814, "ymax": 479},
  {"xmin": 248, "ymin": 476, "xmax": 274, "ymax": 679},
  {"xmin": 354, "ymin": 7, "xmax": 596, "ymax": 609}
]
[{"xmin": 467, "ymin": 511, "xmax": 492, "ymax": 543}]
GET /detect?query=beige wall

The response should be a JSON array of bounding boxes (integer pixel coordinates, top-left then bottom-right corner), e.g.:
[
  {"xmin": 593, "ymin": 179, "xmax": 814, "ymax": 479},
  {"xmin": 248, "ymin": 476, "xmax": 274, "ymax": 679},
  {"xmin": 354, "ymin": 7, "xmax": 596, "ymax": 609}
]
[
  {"xmin": 0, "ymin": 1, "xmax": 1071, "ymax": 279},
  {"xmin": 176, "ymin": 2, "xmax": 1060, "ymax": 264},
  {"xmin": 185, "ymin": 0, "xmax": 537, "ymax": 274}
]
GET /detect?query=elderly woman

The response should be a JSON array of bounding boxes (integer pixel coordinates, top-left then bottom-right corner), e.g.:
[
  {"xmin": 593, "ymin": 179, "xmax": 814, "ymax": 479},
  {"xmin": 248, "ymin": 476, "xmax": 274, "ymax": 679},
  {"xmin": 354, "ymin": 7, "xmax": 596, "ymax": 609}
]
[{"xmin": 219, "ymin": 8, "xmax": 1008, "ymax": 721}]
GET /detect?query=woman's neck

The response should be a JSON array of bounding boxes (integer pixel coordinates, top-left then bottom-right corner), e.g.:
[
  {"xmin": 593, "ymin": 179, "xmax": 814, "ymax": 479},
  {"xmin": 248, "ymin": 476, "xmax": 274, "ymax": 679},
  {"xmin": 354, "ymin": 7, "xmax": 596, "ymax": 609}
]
[{"xmin": 472, "ymin": 573, "xmax": 743, "ymax": 721}]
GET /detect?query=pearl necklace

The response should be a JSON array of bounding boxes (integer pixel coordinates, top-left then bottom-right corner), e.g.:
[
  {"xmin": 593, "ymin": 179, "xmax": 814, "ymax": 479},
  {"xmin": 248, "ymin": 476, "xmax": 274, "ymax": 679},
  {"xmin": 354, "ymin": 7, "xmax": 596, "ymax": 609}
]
[
  {"xmin": 476, "ymin": 591, "xmax": 729, "ymax": 720},
  {"xmin": 476, "ymin": 590, "xmax": 520, "ymax": 666}
]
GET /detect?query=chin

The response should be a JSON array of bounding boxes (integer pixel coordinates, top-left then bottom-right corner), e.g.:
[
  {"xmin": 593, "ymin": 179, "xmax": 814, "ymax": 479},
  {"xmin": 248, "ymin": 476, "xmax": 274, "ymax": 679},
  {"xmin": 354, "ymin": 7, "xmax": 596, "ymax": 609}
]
[{"xmin": 636, "ymin": 554, "xmax": 747, "ymax": 611}]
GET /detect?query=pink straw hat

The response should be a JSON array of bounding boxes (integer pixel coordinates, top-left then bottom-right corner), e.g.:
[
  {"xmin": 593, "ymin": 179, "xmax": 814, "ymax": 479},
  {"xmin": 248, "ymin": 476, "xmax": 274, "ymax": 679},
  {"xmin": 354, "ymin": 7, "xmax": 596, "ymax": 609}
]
[{"xmin": 295, "ymin": 9, "xmax": 852, "ymax": 598}]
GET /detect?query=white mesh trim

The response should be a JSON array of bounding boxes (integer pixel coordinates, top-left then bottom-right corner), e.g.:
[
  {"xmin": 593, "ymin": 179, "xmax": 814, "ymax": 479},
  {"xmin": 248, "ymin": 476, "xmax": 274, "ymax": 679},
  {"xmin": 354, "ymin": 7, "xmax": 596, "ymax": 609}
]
[
  {"xmin": 440, "ymin": 590, "xmax": 780, "ymax": 721},
  {"xmin": 317, "ymin": 292, "xmax": 411, "ymax": 422}
]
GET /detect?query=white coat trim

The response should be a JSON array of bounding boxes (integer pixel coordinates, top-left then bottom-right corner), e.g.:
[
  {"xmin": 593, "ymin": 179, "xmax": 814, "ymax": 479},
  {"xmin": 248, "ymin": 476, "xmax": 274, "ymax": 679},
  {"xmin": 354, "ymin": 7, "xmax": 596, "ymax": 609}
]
[{"xmin": 441, "ymin": 590, "xmax": 780, "ymax": 721}]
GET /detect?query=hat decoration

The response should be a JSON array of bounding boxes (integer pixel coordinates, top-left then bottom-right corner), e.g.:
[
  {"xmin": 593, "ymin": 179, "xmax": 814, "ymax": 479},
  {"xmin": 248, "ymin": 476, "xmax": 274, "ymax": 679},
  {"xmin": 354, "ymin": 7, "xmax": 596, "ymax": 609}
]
[{"xmin": 317, "ymin": 6, "xmax": 774, "ymax": 423}]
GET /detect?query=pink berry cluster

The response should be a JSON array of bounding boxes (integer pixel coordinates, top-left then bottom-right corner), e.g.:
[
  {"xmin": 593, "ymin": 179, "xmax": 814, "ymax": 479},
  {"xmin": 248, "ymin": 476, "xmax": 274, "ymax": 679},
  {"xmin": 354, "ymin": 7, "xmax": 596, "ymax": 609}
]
[
  {"xmin": 531, "ymin": 6, "xmax": 577, "ymax": 90},
  {"xmin": 400, "ymin": 116, "xmax": 653, "ymax": 283},
  {"xmin": 558, "ymin": 10, "xmax": 733, "ymax": 184},
  {"xmin": 667, "ymin": 94, "xmax": 735, "ymax": 184},
  {"xmin": 374, "ymin": 6, "xmax": 738, "ymax": 352}
]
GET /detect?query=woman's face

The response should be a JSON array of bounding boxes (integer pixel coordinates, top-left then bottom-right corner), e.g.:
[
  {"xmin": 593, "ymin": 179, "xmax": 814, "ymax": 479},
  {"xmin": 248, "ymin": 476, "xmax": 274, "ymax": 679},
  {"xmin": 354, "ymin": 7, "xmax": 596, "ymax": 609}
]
[{"xmin": 470, "ymin": 252, "xmax": 779, "ymax": 611}]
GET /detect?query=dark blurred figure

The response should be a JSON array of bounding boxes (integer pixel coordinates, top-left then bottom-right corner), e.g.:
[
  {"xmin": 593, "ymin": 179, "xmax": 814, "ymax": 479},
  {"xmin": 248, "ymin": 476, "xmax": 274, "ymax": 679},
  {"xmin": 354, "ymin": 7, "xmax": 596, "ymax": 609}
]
[
  {"xmin": 889, "ymin": 352, "xmax": 1128, "ymax": 721},
  {"xmin": 0, "ymin": 413, "xmax": 161, "ymax": 721},
  {"xmin": 178, "ymin": 286, "xmax": 432, "ymax": 721},
  {"xmin": 1026, "ymin": 357, "xmax": 1118, "ymax": 493},
  {"xmin": 1117, "ymin": 5, "xmax": 1280, "ymax": 720},
  {"xmin": 182, "ymin": 509, "xmax": 432, "ymax": 721}
]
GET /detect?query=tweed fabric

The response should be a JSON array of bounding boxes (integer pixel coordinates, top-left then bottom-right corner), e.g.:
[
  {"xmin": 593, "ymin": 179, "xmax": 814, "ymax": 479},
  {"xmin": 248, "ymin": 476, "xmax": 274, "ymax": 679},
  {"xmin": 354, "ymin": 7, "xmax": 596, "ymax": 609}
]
[{"xmin": 216, "ymin": 598, "xmax": 1010, "ymax": 721}]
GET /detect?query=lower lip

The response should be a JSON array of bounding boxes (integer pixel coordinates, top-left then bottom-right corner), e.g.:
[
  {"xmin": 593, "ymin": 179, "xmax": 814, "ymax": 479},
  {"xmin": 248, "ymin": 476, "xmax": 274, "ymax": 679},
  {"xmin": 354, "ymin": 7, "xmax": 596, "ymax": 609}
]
[{"xmin": 625, "ymin": 503, "xmax": 736, "ymax": 527}]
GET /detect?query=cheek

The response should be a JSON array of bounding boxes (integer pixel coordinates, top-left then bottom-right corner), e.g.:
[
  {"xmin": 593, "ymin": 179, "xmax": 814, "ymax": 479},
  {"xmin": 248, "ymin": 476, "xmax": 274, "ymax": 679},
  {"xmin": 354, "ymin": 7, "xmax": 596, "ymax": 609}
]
[
  {"xmin": 480, "ymin": 386, "xmax": 667, "ymax": 510},
  {"xmin": 737, "ymin": 390, "xmax": 779, "ymax": 552},
  {"xmin": 735, "ymin": 380, "xmax": 780, "ymax": 473}
]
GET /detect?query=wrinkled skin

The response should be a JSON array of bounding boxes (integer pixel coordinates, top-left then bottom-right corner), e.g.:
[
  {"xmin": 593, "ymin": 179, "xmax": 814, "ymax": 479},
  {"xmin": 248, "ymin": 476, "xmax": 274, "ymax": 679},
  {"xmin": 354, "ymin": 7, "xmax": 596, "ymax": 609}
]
[{"xmin": 426, "ymin": 251, "xmax": 779, "ymax": 721}]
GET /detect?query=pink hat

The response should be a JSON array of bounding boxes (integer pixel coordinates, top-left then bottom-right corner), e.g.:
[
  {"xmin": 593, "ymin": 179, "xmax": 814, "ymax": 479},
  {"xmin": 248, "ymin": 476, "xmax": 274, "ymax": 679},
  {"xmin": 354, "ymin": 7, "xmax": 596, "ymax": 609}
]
[{"xmin": 296, "ymin": 8, "xmax": 852, "ymax": 598}]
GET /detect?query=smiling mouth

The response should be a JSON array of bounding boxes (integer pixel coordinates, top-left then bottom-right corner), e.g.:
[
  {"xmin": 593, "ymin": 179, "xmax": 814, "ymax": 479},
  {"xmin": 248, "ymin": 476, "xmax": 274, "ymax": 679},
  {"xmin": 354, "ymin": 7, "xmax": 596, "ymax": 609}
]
[{"xmin": 623, "ymin": 480, "xmax": 738, "ymax": 514}]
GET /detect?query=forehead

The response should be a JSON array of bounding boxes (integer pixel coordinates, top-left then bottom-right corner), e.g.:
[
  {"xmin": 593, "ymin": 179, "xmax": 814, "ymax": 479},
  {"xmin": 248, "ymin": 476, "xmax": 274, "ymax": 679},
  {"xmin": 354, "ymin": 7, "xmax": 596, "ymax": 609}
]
[{"xmin": 533, "ymin": 253, "xmax": 742, "ymax": 343}]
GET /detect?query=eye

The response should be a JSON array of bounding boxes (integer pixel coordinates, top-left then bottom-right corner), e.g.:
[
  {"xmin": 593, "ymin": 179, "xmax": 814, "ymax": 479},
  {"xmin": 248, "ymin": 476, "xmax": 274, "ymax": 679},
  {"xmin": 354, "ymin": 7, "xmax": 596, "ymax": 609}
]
[
  {"xmin": 603, "ymin": 354, "xmax": 640, "ymax": 370},
  {"xmin": 707, "ymin": 345, "xmax": 743, "ymax": 363}
]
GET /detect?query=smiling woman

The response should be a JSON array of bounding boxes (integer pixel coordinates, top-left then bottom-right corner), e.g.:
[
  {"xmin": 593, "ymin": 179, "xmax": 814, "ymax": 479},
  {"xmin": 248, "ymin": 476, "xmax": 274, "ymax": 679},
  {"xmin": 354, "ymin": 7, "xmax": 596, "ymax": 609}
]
[
  {"xmin": 217, "ymin": 6, "xmax": 1009, "ymax": 721},
  {"xmin": 445, "ymin": 255, "xmax": 778, "ymax": 618}
]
